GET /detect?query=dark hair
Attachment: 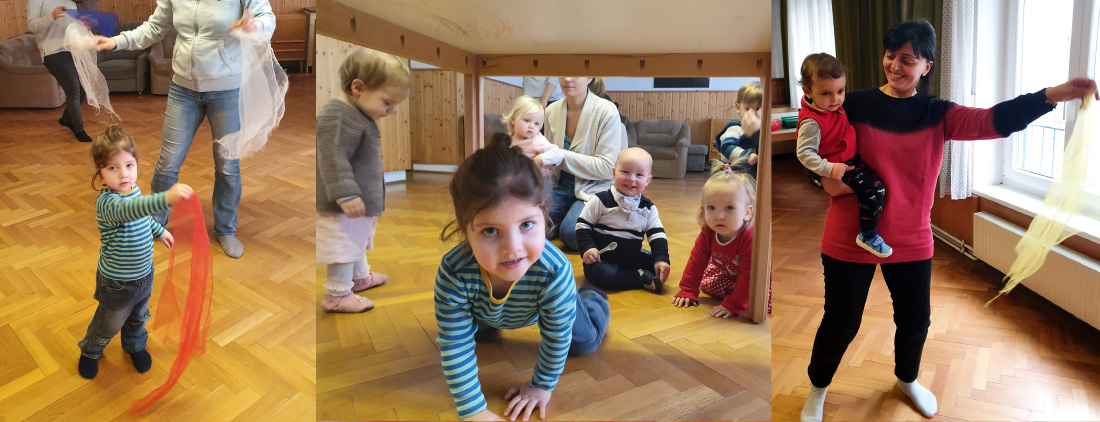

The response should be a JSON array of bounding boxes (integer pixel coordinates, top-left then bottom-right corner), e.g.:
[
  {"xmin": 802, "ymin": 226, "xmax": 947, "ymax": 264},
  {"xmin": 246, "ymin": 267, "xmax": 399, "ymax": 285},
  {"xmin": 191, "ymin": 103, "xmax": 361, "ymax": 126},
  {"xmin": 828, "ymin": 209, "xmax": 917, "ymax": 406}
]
[
  {"xmin": 90, "ymin": 124, "xmax": 138, "ymax": 190},
  {"xmin": 440, "ymin": 133, "xmax": 553, "ymax": 241},
  {"xmin": 883, "ymin": 19, "xmax": 937, "ymax": 94},
  {"xmin": 799, "ymin": 53, "xmax": 846, "ymax": 91}
]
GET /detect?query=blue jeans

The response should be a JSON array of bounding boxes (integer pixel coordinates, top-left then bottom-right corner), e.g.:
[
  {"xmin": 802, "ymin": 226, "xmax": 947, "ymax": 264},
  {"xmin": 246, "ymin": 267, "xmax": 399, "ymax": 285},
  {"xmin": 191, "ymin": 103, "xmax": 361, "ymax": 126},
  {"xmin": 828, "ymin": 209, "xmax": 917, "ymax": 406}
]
[
  {"xmin": 569, "ymin": 286, "xmax": 609, "ymax": 356},
  {"xmin": 549, "ymin": 189, "xmax": 584, "ymax": 251},
  {"xmin": 152, "ymin": 82, "xmax": 241, "ymax": 235},
  {"xmin": 78, "ymin": 270, "xmax": 153, "ymax": 359}
]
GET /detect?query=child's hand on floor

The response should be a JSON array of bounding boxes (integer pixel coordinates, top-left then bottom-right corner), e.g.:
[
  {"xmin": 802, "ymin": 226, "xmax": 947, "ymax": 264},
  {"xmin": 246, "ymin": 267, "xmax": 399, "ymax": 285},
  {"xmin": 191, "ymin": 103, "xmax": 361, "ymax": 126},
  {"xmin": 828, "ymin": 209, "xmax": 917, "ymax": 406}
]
[
  {"xmin": 464, "ymin": 409, "xmax": 506, "ymax": 421},
  {"xmin": 710, "ymin": 304, "xmax": 735, "ymax": 319},
  {"xmin": 339, "ymin": 197, "xmax": 366, "ymax": 218},
  {"xmin": 159, "ymin": 231, "xmax": 174, "ymax": 249},
  {"xmin": 829, "ymin": 163, "xmax": 852, "ymax": 180},
  {"xmin": 654, "ymin": 261, "xmax": 671, "ymax": 282},
  {"xmin": 582, "ymin": 248, "xmax": 601, "ymax": 264},
  {"xmin": 504, "ymin": 384, "xmax": 551, "ymax": 421},
  {"xmin": 672, "ymin": 296, "xmax": 698, "ymax": 308},
  {"xmin": 166, "ymin": 183, "xmax": 194, "ymax": 205}
]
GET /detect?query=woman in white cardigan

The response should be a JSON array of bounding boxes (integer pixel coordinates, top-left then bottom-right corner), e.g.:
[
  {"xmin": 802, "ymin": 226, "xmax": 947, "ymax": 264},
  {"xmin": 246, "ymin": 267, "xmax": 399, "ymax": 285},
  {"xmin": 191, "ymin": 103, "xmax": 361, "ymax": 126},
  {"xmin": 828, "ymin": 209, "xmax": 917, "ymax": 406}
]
[{"xmin": 536, "ymin": 76, "xmax": 627, "ymax": 251}]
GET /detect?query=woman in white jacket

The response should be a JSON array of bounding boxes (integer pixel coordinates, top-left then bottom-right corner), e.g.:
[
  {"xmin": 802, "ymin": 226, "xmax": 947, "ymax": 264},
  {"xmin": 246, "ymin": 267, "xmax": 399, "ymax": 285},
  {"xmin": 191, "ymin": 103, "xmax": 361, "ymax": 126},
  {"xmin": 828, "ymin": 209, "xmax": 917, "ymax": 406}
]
[
  {"xmin": 537, "ymin": 76, "xmax": 627, "ymax": 251},
  {"xmin": 94, "ymin": 1, "xmax": 275, "ymax": 258}
]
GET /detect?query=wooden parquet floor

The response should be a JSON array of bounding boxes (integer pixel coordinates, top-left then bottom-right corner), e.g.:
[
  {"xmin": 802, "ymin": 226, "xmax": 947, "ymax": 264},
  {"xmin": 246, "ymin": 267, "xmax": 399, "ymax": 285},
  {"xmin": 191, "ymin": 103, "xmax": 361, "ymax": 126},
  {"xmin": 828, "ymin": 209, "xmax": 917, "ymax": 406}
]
[
  {"xmin": 317, "ymin": 172, "xmax": 772, "ymax": 421},
  {"xmin": 0, "ymin": 75, "xmax": 317, "ymax": 421},
  {"xmin": 768, "ymin": 155, "xmax": 1100, "ymax": 421}
]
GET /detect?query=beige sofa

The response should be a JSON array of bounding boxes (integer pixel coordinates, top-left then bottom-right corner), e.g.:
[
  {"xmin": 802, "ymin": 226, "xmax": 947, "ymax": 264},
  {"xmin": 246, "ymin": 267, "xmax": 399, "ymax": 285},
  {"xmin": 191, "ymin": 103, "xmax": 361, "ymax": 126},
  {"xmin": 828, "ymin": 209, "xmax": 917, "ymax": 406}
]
[
  {"xmin": 627, "ymin": 119, "xmax": 691, "ymax": 179},
  {"xmin": 0, "ymin": 34, "xmax": 65, "ymax": 109},
  {"xmin": 148, "ymin": 28, "xmax": 176, "ymax": 95}
]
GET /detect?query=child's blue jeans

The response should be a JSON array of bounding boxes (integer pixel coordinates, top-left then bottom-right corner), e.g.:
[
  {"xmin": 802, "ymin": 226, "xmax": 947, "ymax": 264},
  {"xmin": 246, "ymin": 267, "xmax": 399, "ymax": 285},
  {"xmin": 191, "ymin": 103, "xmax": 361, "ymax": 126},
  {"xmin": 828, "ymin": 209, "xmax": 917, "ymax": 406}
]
[{"xmin": 78, "ymin": 270, "xmax": 153, "ymax": 359}]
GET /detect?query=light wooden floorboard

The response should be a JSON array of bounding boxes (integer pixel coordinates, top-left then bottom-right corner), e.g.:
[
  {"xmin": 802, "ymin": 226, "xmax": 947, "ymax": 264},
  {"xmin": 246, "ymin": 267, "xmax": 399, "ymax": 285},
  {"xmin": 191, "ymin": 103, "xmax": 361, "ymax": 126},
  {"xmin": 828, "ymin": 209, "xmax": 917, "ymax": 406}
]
[{"xmin": 0, "ymin": 74, "xmax": 317, "ymax": 421}]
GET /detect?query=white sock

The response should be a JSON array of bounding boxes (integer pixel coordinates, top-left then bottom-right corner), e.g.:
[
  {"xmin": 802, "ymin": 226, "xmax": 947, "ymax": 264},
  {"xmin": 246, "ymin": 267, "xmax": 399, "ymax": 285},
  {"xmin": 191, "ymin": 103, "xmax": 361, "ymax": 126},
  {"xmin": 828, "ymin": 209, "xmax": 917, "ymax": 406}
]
[
  {"xmin": 897, "ymin": 379, "xmax": 937, "ymax": 418},
  {"xmin": 800, "ymin": 384, "xmax": 827, "ymax": 422}
]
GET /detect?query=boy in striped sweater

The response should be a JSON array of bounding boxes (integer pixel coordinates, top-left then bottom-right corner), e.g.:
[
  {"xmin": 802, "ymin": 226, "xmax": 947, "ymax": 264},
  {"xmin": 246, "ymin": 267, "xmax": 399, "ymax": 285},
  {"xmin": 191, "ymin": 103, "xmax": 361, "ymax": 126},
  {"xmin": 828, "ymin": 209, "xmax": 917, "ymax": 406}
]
[
  {"xmin": 577, "ymin": 147, "xmax": 671, "ymax": 292},
  {"xmin": 78, "ymin": 125, "xmax": 193, "ymax": 379}
]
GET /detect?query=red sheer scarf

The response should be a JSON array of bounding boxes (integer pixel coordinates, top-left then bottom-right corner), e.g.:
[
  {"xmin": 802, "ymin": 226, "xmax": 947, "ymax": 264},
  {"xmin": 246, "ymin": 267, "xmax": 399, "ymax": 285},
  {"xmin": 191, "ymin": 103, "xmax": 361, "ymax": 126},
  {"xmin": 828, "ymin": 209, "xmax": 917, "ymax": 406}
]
[{"xmin": 129, "ymin": 195, "xmax": 214, "ymax": 414}]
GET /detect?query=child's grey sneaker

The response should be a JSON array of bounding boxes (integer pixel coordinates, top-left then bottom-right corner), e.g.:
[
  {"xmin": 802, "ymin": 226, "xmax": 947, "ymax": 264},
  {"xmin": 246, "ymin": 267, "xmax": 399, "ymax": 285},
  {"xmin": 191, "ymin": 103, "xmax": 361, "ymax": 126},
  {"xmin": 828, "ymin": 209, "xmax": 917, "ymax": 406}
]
[
  {"xmin": 637, "ymin": 269, "xmax": 663, "ymax": 294},
  {"xmin": 857, "ymin": 233, "xmax": 893, "ymax": 258},
  {"xmin": 216, "ymin": 234, "xmax": 244, "ymax": 258}
]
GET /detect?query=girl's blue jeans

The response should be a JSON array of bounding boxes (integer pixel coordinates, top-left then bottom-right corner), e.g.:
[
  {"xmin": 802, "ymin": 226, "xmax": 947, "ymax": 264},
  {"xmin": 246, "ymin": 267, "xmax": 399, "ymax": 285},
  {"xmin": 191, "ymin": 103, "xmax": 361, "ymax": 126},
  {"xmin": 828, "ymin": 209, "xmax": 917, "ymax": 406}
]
[{"xmin": 78, "ymin": 270, "xmax": 153, "ymax": 359}]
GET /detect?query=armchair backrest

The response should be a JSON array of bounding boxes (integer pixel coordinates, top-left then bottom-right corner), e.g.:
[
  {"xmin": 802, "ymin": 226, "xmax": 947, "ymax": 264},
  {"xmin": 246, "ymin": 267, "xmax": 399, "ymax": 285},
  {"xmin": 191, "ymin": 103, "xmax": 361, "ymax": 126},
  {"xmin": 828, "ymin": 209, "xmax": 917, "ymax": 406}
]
[
  {"xmin": 627, "ymin": 120, "xmax": 690, "ymax": 148},
  {"xmin": 0, "ymin": 35, "xmax": 44, "ymax": 69},
  {"xmin": 98, "ymin": 22, "xmax": 150, "ymax": 61}
]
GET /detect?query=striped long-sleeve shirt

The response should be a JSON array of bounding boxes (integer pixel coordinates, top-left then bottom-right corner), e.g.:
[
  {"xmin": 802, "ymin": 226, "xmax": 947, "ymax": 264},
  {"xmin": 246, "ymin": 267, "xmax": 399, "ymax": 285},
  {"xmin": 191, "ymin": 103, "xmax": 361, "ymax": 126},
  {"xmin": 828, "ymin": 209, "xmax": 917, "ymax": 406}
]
[
  {"xmin": 434, "ymin": 239, "xmax": 577, "ymax": 419},
  {"xmin": 575, "ymin": 188, "xmax": 669, "ymax": 265},
  {"xmin": 96, "ymin": 186, "xmax": 169, "ymax": 280}
]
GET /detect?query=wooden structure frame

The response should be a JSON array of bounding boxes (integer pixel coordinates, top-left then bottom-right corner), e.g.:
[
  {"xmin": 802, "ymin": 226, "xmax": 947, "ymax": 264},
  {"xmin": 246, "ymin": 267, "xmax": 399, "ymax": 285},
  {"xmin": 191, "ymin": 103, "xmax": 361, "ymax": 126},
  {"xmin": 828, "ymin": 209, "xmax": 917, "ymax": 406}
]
[{"xmin": 317, "ymin": 0, "xmax": 774, "ymax": 323}]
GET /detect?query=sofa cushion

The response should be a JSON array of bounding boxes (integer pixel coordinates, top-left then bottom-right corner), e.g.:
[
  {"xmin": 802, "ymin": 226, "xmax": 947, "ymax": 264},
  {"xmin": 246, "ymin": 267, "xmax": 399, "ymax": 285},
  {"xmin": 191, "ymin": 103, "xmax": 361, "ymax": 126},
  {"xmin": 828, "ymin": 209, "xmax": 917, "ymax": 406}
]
[
  {"xmin": 99, "ymin": 59, "xmax": 137, "ymax": 79},
  {"xmin": 687, "ymin": 144, "xmax": 709, "ymax": 154}
]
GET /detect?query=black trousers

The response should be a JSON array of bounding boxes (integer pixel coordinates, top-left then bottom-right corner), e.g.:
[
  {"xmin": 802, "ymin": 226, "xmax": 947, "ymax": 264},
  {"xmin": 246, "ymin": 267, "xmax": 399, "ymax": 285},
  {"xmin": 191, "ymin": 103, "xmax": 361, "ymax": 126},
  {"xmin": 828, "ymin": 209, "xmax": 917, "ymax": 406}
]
[
  {"xmin": 43, "ymin": 51, "xmax": 87, "ymax": 133},
  {"xmin": 807, "ymin": 253, "xmax": 932, "ymax": 387},
  {"xmin": 583, "ymin": 249, "xmax": 653, "ymax": 290},
  {"xmin": 806, "ymin": 154, "xmax": 885, "ymax": 238}
]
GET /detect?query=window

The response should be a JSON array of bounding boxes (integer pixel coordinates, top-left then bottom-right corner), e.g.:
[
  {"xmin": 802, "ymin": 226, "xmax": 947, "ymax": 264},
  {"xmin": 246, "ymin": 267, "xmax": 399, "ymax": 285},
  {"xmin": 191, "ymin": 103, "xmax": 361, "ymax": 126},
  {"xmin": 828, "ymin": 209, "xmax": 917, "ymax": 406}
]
[{"xmin": 1004, "ymin": 0, "xmax": 1074, "ymax": 192}]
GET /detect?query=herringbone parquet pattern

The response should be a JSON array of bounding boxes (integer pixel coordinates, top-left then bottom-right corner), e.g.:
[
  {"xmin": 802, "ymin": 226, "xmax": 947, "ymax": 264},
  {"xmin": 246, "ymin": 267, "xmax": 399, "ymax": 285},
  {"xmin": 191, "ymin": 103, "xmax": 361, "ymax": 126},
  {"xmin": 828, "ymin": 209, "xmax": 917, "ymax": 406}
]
[
  {"xmin": 317, "ymin": 172, "xmax": 772, "ymax": 421},
  {"xmin": 769, "ymin": 156, "xmax": 1100, "ymax": 421},
  {"xmin": 0, "ymin": 75, "xmax": 317, "ymax": 421}
]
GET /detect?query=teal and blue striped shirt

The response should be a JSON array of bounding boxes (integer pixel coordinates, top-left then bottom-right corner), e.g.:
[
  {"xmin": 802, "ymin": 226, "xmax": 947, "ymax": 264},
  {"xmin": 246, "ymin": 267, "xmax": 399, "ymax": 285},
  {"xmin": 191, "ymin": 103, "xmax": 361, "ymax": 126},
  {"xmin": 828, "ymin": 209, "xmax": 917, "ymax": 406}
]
[
  {"xmin": 434, "ymin": 239, "xmax": 577, "ymax": 419},
  {"xmin": 96, "ymin": 185, "xmax": 169, "ymax": 281}
]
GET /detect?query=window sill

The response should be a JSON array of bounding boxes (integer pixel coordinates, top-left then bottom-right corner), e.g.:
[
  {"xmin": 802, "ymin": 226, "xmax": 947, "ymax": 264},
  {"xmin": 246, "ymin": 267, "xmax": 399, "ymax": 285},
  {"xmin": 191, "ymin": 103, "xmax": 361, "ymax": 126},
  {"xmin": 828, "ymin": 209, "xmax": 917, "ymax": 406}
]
[{"xmin": 972, "ymin": 184, "xmax": 1100, "ymax": 245}]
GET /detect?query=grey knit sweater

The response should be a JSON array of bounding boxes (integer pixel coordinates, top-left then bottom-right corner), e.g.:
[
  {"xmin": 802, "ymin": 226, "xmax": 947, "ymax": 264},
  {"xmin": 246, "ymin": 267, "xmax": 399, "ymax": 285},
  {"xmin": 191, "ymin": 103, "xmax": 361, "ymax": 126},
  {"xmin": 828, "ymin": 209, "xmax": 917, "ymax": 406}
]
[{"xmin": 316, "ymin": 99, "xmax": 384, "ymax": 215}]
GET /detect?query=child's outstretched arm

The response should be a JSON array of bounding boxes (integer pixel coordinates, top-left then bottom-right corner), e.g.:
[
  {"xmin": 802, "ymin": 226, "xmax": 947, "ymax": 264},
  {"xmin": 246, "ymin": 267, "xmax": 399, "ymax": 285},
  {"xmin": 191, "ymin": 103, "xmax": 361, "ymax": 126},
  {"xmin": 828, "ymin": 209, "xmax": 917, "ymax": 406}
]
[
  {"xmin": 508, "ymin": 263, "xmax": 577, "ymax": 421},
  {"xmin": 673, "ymin": 228, "xmax": 712, "ymax": 307},
  {"xmin": 97, "ymin": 183, "xmax": 191, "ymax": 224},
  {"xmin": 434, "ymin": 264, "xmax": 492, "ymax": 420},
  {"xmin": 796, "ymin": 119, "xmax": 851, "ymax": 180}
]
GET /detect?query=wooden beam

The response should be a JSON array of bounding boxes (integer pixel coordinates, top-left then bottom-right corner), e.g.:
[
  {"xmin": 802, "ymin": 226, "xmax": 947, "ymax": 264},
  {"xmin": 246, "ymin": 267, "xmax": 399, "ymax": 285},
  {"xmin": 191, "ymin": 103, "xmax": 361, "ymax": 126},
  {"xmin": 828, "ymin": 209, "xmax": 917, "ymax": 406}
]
[
  {"xmin": 463, "ymin": 72, "xmax": 484, "ymax": 157},
  {"xmin": 751, "ymin": 59, "xmax": 773, "ymax": 324},
  {"xmin": 315, "ymin": 0, "xmax": 476, "ymax": 73},
  {"xmin": 478, "ymin": 53, "xmax": 769, "ymax": 77}
]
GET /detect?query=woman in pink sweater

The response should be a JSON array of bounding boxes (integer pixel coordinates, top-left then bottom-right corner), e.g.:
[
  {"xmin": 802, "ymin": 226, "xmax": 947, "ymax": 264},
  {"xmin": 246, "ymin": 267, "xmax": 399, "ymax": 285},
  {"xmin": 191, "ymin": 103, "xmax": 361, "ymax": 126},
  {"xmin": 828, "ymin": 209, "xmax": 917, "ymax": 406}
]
[{"xmin": 798, "ymin": 19, "xmax": 1097, "ymax": 422}]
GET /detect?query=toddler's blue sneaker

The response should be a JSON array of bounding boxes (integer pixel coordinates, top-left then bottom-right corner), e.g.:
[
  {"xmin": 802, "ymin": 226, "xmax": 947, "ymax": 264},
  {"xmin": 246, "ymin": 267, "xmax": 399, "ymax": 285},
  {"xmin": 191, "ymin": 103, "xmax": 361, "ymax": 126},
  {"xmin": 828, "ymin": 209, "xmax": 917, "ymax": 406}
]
[{"xmin": 857, "ymin": 233, "xmax": 893, "ymax": 258}]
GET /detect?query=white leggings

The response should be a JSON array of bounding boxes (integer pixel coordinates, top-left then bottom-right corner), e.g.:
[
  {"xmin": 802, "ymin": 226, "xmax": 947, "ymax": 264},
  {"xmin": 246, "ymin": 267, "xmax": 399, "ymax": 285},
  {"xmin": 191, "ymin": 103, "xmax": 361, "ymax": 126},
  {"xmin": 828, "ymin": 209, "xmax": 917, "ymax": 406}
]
[{"xmin": 324, "ymin": 255, "xmax": 369, "ymax": 296}]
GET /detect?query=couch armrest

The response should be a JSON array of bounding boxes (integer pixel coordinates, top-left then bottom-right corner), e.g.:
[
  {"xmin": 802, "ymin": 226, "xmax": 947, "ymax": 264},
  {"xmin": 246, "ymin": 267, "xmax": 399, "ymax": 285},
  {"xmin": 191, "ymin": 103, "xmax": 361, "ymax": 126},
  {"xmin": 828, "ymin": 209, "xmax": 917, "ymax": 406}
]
[{"xmin": 0, "ymin": 61, "xmax": 52, "ymax": 76}]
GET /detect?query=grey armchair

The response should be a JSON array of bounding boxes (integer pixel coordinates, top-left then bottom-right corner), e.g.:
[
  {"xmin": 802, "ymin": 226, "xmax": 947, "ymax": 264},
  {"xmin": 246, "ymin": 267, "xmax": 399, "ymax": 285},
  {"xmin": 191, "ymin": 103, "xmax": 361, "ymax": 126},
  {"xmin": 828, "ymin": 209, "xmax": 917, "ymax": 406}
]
[
  {"xmin": 0, "ymin": 34, "xmax": 65, "ymax": 109},
  {"xmin": 97, "ymin": 22, "xmax": 148, "ymax": 93},
  {"xmin": 148, "ymin": 27, "xmax": 176, "ymax": 95},
  {"xmin": 627, "ymin": 120, "xmax": 691, "ymax": 179}
]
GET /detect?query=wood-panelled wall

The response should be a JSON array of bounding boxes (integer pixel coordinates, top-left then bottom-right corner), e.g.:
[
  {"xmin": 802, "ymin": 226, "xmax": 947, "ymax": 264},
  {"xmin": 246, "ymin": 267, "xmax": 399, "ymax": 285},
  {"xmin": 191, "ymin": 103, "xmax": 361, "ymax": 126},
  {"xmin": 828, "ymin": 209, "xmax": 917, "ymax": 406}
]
[
  {"xmin": 408, "ymin": 74, "xmax": 520, "ymax": 165},
  {"xmin": 483, "ymin": 77, "xmax": 522, "ymax": 116},
  {"xmin": 315, "ymin": 34, "xmax": 410, "ymax": 172},
  {"xmin": 409, "ymin": 70, "xmax": 463, "ymax": 165},
  {"xmin": 608, "ymin": 90, "xmax": 740, "ymax": 147},
  {"xmin": 4, "ymin": 0, "xmax": 315, "ymax": 40}
]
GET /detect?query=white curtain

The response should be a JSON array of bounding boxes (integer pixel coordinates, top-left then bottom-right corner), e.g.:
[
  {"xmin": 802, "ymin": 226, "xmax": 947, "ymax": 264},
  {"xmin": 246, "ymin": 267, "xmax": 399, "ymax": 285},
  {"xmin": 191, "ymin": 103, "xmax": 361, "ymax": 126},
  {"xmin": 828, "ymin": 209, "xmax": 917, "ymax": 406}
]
[
  {"xmin": 785, "ymin": 0, "xmax": 835, "ymax": 108},
  {"xmin": 938, "ymin": 0, "xmax": 976, "ymax": 199}
]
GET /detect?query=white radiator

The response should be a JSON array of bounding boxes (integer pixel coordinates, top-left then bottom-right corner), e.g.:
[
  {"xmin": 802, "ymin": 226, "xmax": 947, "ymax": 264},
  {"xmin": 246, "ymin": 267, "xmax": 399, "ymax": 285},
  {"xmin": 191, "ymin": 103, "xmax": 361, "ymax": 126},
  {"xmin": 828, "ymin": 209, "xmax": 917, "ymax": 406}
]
[{"xmin": 973, "ymin": 212, "xmax": 1100, "ymax": 330}]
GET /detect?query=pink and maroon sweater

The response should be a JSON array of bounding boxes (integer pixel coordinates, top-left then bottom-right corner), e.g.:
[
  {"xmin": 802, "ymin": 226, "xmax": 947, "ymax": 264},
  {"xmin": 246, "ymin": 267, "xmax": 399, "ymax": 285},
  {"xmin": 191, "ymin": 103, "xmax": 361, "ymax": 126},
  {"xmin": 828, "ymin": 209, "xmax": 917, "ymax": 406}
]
[{"xmin": 822, "ymin": 88, "xmax": 1054, "ymax": 263}]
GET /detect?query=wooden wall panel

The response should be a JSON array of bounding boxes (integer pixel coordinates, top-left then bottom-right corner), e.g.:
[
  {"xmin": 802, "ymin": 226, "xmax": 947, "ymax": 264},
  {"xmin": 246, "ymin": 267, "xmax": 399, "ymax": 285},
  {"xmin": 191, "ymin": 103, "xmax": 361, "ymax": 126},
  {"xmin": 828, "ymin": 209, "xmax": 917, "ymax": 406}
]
[
  {"xmin": 608, "ymin": 90, "xmax": 739, "ymax": 148},
  {"xmin": 315, "ymin": 34, "xmax": 410, "ymax": 172},
  {"xmin": 0, "ymin": 0, "xmax": 27, "ymax": 40},
  {"xmin": 483, "ymin": 78, "xmax": 522, "ymax": 116},
  {"xmin": 3, "ymin": 0, "xmax": 315, "ymax": 39},
  {"xmin": 409, "ymin": 69, "xmax": 463, "ymax": 165}
]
